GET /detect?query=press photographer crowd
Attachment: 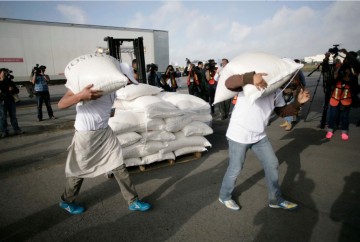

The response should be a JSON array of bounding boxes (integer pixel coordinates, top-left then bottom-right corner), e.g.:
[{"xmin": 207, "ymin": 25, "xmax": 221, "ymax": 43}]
[{"xmin": 1, "ymin": 48, "xmax": 360, "ymax": 141}]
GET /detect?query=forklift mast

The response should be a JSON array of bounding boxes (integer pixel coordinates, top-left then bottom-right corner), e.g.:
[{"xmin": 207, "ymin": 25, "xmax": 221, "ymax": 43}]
[{"xmin": 104, "ymin": 36, "xmax": 146, "ymax": 83}]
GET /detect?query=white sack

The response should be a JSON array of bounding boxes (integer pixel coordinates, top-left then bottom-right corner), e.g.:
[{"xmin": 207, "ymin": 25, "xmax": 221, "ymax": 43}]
[
  {"xmin": 116, "ymin": 132, "xmax": 142, "ymax": 148},
  {"xmin": 174, "ymin": 146, "xmax": 207, "ymax": 157},
  {"xmin": 116, "ymin": 83, "xmax": 163, "ymax": 100},
  {"xmin": 189, "ymin": 113, "xmax": 213, "ymax": 123},
  {"xmin": 164, "ymin": 114, "xmax": 193, "ymax": 132},
  {"xmin": 64, "ymin": 54, "xmax": 128, "ymax": 94},
  {"xmin": 109, "ymin": 110, "xmax": 164, "ymax": 134},
  {"xmin": 157, "ymin": 92, "xmax": 210, "ymax": 114},
  {"xmin": 113, "ymin": 96, "xmax": 183, "ymax": 119},
  {"xmin": 160, "ymin": 132, "xmax": 211, "ymax": 154},
  {"xmin": 124, "ymin": 157, "xmax": 142, "ymax": 167},
  {"xmin": 181, "ymin": 121, "xmax": 213, "ymax": 137},
  {"xmin": 214, "ymin": 52, "xmax": 303, "ymax": 104},
  {"xmin": 122, "ymin": 141, "xmax": 167, "ymax": 159},
  {"xmin": 140, "ymin": 130, "xmax": 176, "ymax": 143},
  {"xmin": 141, "ymin": 152, "xmax": 175, "ymax": 165}
]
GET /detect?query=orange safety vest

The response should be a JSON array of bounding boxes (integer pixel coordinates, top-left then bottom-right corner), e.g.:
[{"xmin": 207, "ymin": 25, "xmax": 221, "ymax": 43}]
[
  {"xmin": 232, "ymin": 95, "xmax": 238, "ymax": 105},
  {"xmin": 208, "ymin": 70, "xmax": 216, "ymax": 85},
  {"xmin": 329, "ymin": 80, "xmax": 352, "ymax": 107}
]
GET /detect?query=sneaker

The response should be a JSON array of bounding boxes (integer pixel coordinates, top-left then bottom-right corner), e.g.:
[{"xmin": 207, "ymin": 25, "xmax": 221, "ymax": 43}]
[
  {"xmin": 59, "ymin": 201, "xmax": 85, "ymax": 215},
  {"xmin": 49, "ymin": 116, "xmax": 57, "ymax": 119},
  {"xmin": 285, "ymin": 122, "xmax": 292, "ymax": 131},
  {"xmin": 269, "ymin": 200, "xmax": 298, "ymax": 210},
  {"xmin": 219, "ymin": 198, "xmax": 240, "ymax": 211},
  {"xmin": 325, "ymin": 131, "xmax": 333, "ymax": 139},
  {"xmin": 279, "ymin": 121, "xmax": 289, "ymax": 127},
  {"xmin": 129, "ymin": 199, "xmax": 151, "ymax": 211},
  {"xmin": 341, "ymin": 133, "xmax": 349, "ymax": 141}
]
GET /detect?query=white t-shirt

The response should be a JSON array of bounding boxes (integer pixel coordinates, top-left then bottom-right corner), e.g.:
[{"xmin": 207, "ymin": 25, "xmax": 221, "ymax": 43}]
[
  {"xmin": 74, "ymin": 93, "xmax": 115, "ymax": 131},
  {"xmin": 226, "ymin": 89, "xmax": 285, "ymax": 144}
]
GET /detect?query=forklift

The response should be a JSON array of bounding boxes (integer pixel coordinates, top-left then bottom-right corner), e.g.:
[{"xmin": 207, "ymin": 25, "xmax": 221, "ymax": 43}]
[{"xmin": 104, "ymin": 36, "xmax": 146, "ymax": 84}]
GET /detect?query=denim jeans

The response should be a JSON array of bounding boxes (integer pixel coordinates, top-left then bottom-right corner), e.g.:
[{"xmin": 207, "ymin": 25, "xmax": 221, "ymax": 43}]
[
  {"xmin": 219, "ymin": 137, "xmax": 283, "ymax": 204},
  {"xmin": 2, "ymin": 100, "xmax": 21, "ymax": 132},
  {"xmin": 36, "ymin": 91, "xmax": 54, "ymax": 120},
  {"xmin": 327, "ymin": 104, "xmax": 350, "ymax": 132}
]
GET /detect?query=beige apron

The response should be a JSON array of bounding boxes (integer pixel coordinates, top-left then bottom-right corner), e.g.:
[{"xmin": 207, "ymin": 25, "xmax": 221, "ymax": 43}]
[{"xmin": 65, "ymin": 127, "xmax": 124, "ymax": 178}]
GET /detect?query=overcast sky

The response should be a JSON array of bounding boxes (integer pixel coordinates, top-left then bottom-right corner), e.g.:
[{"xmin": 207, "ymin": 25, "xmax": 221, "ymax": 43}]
[{"xmin": 0, "ymin": 0, "xmax": 359, "ymax": 66}]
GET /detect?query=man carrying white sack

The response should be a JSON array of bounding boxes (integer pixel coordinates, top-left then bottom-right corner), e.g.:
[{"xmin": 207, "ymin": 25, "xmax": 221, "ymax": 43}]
[
  {"xmin": 219, "ymin": 71, "xmax": 310, "ymax": 211},
  {"xmin": 58, "ymin": 63, "xmax": 151, "ymax": 215}
]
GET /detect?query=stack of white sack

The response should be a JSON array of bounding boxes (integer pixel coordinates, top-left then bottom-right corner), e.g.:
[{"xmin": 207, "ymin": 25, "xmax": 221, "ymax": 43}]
[{"xmin": 109, "ymin": 83, "xmax": 213, "ymax": 167}]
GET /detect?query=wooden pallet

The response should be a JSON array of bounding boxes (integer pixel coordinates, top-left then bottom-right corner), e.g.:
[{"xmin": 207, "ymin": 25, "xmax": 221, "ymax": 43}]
[{"xmin": 128, "ymin": 151, "xmax": 203, "ymax": 173}]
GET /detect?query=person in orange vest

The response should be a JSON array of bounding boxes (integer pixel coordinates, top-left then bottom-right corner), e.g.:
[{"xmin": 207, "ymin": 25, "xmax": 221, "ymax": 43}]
[
  {"xmin": 205, "ymin": 60, "xmax": 217, "ymax": 114},
  {"xmin": 326, "ymin": 51, "xmax": 360, "ymax": 140},
  {"xmin": 187, "ymin": 63, "xmax": 201, "ymax": 97}
]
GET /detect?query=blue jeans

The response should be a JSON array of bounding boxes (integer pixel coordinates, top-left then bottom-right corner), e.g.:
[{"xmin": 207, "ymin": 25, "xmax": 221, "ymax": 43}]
[
  {"xmin": 2, "ymin": 100, "xmax": 21, "ymax": 133},
  {"xmin": 327, "ymin": 104, "xmax": 350, "ymax": 132},
  {"xmin": 36, "ymin": 91, "xmax": 54, "ymax": 120},
  {"xmin": 219, "ymin": 137, "xmax": 283, "ymax": 204}
]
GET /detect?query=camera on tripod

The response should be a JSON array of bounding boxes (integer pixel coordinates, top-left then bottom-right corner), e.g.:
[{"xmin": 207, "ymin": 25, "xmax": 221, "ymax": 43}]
[
  {"xmin": 207, "ymin": 59, "xmax": 217, "ymax": 72},
  {"xmin": 328, "ymin": 44, "xmax": 340, "ymax": 57}
]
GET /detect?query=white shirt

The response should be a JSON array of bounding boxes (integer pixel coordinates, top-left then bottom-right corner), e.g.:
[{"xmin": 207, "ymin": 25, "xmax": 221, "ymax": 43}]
[
  {"xmin": 74, "ymin": 93, "xmax": 115, "ymax": 131},
  {"xmin": 226, "ymin": 89, "xmax": 285, "ymax": 144}
]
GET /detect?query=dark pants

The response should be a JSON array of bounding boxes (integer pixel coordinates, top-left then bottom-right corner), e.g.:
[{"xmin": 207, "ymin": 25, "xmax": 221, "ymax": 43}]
[
  {"xmin": 36, "ymin": 91, "xmax": 54, "ymax": 120},
  {"xmin": 218, "ymin": 99, "xmax": 232, "ymax": 119},
  {"xmin": 328, "ymin": 104, "xmax": 351, "ymax": 132},
  {"xmin": 208, "ymin": 83, "xmax": 217, "ymax": 114},
  {"xmin": 2, "ymin": 100, "xmax": 21, "ymax": 133}
]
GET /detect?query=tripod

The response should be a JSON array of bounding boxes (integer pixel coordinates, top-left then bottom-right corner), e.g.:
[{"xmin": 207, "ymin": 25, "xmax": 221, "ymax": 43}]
[{"xmin": 304, "ymin": 63, "xmax": 334, "ymax": 128}]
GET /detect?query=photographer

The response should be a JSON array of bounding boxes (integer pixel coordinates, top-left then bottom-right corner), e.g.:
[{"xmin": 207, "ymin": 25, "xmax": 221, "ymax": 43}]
[
  {"xmin": 187, "ymin": 63, "xmax": 201, "ymax": 96},
  {"xmin": 159, "ymin": 65, "xmax": 177, "ymax": 92},
  {"xmin": 31, "ymin": 65, "xmax": 56, "ymax": 121},
  {"xmin": 326, "ymin": 50, "xmax": 360, "ymax": 140},
  {"xmin": 206, "ymin": 59, "xmax": 217, "ymax": 114},
  {"xmin": 147, "ymin": 63, "xmax": 160, "ymax": 87},
  {"xmin": 0, "ymin": 68, "xmax": 23, "ymax": 137}
]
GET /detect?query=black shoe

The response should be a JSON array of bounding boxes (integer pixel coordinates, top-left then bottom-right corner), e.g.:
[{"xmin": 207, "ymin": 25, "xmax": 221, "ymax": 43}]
[
  {"xmin": 1, "ymin": 132, "xmax": 9, "ymax": 138},
  {"xmin": 49, "ymin": 116, "xmax": 57, "ymax": 120},
  {"xmin": 38, "ymin": 118, "xmax": 43, "ymax": 122},
  {"xmin": 15, "ymin": 130, "xmax": 24, "ymax": 135}
]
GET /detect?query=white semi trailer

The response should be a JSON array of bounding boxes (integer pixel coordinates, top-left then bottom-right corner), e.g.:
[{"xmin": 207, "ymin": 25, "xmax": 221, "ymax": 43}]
[{"xmin": 0, "ymin": 18, "xmax": 169, "ymax": 83}]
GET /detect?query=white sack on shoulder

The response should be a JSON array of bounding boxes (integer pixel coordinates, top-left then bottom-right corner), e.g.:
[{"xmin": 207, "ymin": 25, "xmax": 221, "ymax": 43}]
[
  {"xmin": 64, "ymin": 54, "xmax": 128, "ymax": 94},
  {"xmin": 116, "ymin": 83, "xmax": 163, "ymax": 100},
  {"xmin": 214, "ymin": 52, "xmax": 303, "ymax": 104}
]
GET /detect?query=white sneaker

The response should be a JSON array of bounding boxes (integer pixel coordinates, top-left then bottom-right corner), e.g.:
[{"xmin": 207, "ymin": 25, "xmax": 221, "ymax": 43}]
[{"xmin": 219, "ymin": 198, "xmax": 240, "ymax": 210}]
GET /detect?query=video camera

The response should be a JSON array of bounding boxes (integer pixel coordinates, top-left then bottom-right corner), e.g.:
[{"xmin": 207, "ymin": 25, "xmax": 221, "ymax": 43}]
[
  {"xmin": 32, "ymin": 64, "xmax": 42, "ymax": 75},
  {"xmin": 207, "ymin": 59, "xmax": 217, "ymax": 72},
  {"xmin": 328, "ymin": 44, "xmax": 340, "ymax": 57},
  {"xmin": 2, "ymin": 68, "xmax": 14, "ymax": 80}
]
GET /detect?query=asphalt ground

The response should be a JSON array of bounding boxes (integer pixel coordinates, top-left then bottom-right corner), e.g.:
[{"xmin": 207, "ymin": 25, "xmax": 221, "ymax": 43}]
[{"xmin": 0, "ymin": 73, "xmax": 359, "ymax": 242}]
